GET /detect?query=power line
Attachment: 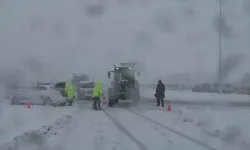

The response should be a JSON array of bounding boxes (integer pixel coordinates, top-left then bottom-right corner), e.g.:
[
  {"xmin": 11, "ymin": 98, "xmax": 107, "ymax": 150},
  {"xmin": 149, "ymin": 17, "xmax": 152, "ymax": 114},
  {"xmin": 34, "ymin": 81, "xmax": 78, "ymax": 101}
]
[{"xmin": 218, "ymin": 0, "xmax": 222, "ymax": 94}]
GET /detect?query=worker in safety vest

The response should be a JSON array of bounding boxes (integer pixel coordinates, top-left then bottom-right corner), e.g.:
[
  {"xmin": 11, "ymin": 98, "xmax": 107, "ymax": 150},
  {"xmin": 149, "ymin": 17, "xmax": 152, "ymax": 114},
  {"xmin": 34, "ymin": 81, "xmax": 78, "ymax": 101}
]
[
  {"xmin": 65, "ymin": 82, "xmax": 75, "ymax": 106},
  {"xmin": 92, "ymin": 81, "xmax": 105, "ymax": 110}
]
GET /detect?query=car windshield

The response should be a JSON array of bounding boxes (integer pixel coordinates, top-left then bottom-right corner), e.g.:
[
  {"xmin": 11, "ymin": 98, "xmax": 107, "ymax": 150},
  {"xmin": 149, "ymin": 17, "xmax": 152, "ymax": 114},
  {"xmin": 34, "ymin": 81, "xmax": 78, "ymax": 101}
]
[
  {"xmin": 121, "ymin": 72, "xmax": 134, "ymax": 80},
  {"xmin": 32, "ymin": 86, "xmax": 47, "ymax": 90},
  {"xmin": 115, "ymin": 68, "xmax": 135, "ymax": 81},
  {"xmin": 79, "ymin": 82, "xmax": 94, "ymax": 88}
]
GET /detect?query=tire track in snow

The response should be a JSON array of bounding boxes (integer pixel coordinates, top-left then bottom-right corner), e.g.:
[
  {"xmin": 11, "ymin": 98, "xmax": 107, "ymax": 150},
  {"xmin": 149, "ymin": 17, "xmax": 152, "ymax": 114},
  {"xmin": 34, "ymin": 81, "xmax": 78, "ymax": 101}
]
[
  {"xmin": 102, "ymin": 109, "xmax": 149, "ymax": 150},
  {"xmin": 127, "ymin": 108, "xmax": 217, "ymax": 150},
  {"xmin": 146, "ymin": 105, "xmax": 250, "ymax": 150},
  {"xmin": 201, "ymin": 128, "xmax": 250, "ymax": 150}
]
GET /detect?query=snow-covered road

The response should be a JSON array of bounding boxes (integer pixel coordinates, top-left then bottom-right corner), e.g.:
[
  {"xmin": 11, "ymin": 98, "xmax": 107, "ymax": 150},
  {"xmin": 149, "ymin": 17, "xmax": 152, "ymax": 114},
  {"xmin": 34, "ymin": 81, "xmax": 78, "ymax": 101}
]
[
  {"xmin": 103, "ymin": 107, "xmax": 215, "ymax": 150},
  {"xmin": 1, "ymin": 100, "xmax": 248, "ymax": 150},
  {"xmin": 29, "ymin": 102, "xmax": 216, "ymax": 150}
]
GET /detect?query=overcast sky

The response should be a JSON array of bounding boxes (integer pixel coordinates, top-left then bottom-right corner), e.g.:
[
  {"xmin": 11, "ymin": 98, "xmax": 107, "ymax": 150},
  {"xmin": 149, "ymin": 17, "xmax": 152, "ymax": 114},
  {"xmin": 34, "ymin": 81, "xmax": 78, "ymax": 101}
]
[{"xmin": 0, "ymin": 0, "xmax": 249, "ymax": 84}]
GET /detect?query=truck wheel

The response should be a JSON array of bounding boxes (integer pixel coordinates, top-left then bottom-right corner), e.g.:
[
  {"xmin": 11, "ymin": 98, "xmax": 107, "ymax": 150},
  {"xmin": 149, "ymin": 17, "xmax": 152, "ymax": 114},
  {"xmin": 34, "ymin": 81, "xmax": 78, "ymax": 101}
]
[
  {"xmin": 108, "ymin": 88, "xmax": 116, "ymax": 107},
  {"xmin": 115, "ymin": 98, "xmax": 119, "ymax": 104},
  {"xmin": 108, "ymin": 99, "xmax": 115, "ymax": 107}
]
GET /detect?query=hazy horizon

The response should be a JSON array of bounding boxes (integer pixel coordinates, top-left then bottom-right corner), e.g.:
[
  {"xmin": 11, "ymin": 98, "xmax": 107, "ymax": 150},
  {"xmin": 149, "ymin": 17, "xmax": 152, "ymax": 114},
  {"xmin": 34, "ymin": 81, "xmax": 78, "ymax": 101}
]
[{"xmin": 0, "ymin": 0, "xmax": 249, "ymax": 84}]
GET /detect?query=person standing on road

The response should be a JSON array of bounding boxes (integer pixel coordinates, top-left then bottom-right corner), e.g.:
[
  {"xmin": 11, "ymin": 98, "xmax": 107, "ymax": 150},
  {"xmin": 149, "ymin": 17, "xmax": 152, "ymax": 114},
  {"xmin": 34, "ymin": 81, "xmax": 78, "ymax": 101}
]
[
  {"xmin": 65, "ymin": 82, "xmax": 75, "ymax": 106},
  {"xmin": 92, "ymin": 81, "xmax": 105, "ymax": 110},
  {"xmin": 155, "ymin": 80, "xmax": 165, "ymax": 107}
]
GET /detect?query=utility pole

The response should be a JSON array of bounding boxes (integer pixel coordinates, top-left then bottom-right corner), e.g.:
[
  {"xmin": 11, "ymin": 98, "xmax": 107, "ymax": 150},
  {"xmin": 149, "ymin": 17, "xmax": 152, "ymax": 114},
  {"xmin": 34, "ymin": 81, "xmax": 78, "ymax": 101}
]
[{"xmin": 218, "ymin": 0, "xmax": 222, "ymax": 94}]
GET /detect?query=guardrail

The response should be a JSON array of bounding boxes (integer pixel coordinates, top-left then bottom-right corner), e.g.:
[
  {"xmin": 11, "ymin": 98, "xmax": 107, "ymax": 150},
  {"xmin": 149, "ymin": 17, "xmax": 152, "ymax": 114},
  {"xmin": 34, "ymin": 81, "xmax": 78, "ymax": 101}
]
[{"xmin": 139, "ymin": 84, "xmax": 192, "ymax": 91}]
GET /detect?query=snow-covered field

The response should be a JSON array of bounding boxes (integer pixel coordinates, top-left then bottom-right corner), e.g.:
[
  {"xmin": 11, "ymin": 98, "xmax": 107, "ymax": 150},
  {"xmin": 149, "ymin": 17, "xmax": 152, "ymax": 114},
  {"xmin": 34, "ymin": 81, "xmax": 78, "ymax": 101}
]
[
  {"xmin": 141, "ymin": 89, "xmax": 250, "ymax": 103},
  {"xmin": 0, "ymin": 101, "xmax": 77, "ymax": 145},
  {"xmin": 171, "ymin": 106, "xmax": 250, "ymax": 150}
]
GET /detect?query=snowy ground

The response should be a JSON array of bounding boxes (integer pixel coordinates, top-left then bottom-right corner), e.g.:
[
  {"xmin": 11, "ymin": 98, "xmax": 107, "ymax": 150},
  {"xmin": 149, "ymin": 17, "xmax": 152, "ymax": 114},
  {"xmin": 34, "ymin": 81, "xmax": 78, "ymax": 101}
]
[
  {"xmin": 0, "ymin": 99, "xmax": 249, "ymax": 150},
  {"xmin": 168, "ymin": 106, "xmax": 250, "ymax": 150},
  {"xmin": 0, "ymin": 101, "xmax": 77, "ymax": 145},
  {"xmin": 141, "ymin": 88, "xmax": 250, "ymax": 103}
]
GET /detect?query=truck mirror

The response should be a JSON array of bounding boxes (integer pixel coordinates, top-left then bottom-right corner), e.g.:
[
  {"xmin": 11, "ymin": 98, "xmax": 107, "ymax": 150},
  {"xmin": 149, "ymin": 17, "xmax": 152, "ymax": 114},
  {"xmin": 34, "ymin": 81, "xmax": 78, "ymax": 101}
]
[
  {"xmin": 137, "ymin": 72, "xmax": 140, "ymax": 76},
  {"xmin": 108, "ymin": 72, "xmax": 111, "ymax": 78}
]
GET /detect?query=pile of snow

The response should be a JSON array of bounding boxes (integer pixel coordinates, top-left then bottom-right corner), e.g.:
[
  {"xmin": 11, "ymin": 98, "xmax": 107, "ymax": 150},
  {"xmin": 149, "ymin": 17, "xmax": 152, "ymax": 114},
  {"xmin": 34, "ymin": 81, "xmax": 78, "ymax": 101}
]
[
  {"xmin": 0, "ymin": 114, "xmax": 75, "ymax": 150},
  {"xmin": 0, "ymin": 102, "xmax": 76, "ymax": 145},
  {"xmin": 142, "ymin": 89, "xmax": 250, "ymax": 102},
  {"xmin": 175, "ymin": 107, "xmax": 250, "ymax": 150}
]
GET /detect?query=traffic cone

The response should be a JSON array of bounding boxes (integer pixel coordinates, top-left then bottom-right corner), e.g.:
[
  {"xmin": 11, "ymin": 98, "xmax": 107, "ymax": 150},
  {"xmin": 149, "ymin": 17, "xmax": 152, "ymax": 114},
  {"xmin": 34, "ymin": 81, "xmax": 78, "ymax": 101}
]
[
  {"xmin": 26, "ymin": 102, "xmax": 30, "ymax": 109},
  {"xmin": 167, "ymin": 104, "xmax": 171, "ymax": 111},
  {"xmin": 103, "ymin": 99, "xmax": 109, "ymax": 104}
]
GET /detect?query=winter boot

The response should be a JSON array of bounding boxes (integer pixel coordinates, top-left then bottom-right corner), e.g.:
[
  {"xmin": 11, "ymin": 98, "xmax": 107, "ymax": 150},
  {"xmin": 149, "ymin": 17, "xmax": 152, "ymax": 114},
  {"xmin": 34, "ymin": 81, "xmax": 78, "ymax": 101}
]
[
  {"xmin": 97, "ymin": 101, "xmax": 101, "ymax": 110},
  {"xmin": 93, "ymin": 101, "xmax": 98, "ymax": 110},
  {"xmin": 65, "ymin": 102, "xmax": 69, "ymax": 106},
  {"xmin": 68, "ymin": 100, "xmax": 73, "ymax": 106},
  {"xmin": 160, "ymin": 98, "xmax": 164, "ymax": 107}
]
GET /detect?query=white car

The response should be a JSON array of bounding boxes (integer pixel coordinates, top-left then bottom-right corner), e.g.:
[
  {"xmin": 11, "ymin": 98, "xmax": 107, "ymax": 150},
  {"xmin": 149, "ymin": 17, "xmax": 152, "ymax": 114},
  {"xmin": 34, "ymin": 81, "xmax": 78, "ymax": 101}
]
[{"xmin": 11, "ymin": 85, "xmax": 67, "ymax": 106}]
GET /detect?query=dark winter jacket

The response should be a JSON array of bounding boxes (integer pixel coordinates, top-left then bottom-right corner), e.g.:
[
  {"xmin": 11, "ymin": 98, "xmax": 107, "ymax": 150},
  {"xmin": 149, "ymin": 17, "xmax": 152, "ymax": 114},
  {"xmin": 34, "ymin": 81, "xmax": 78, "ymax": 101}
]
[{"xmin": 155, "ymin": 80, "xmax": 165, "ymax": 98}]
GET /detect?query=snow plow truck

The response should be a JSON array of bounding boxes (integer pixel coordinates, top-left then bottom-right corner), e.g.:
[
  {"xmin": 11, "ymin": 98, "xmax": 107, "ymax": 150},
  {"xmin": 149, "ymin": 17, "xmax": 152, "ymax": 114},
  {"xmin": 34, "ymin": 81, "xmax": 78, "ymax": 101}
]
[{"xmin": 107, "ymin": 63, "xmax": 140, "ymax": 107}]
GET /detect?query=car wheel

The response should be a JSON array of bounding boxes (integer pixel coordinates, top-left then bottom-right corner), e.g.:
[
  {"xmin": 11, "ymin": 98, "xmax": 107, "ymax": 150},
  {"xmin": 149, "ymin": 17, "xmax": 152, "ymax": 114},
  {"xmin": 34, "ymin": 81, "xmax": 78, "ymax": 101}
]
[
  {"xmin": 43, "ymin": 97, "xmax": 52, "ymax": 105},
  {"xmin": 11, "ymin": 96, "xmax": 20, "ymax": 105}
]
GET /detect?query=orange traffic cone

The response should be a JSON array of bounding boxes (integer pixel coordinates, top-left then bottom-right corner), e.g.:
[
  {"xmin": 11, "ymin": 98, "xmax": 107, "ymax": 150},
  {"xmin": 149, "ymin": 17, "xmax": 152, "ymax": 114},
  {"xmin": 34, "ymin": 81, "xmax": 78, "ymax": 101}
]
[
  {"xmin": 103, "ymin": 99, "xmax": 109, "ymax": 104},
  {"xmin": 26, "ymin": 102, "xmax": 30, "ymax": 109},
  {"xmin": 167, "ymin": 104, "xmax": 171, "ymax": 111}
]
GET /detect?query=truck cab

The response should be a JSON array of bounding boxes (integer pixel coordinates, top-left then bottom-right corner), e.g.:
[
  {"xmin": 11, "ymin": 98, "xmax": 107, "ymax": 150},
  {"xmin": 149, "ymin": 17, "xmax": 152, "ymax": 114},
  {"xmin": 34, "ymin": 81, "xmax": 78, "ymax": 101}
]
[{"xmin": 107, "ymin": 63, "xmax": 140, "ymax": 107}]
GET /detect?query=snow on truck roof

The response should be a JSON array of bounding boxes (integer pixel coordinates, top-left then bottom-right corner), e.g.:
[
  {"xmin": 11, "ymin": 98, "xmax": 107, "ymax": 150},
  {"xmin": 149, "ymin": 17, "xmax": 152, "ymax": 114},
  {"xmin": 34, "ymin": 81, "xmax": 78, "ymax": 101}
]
[
  {"xmin": 120, "ymin": 63, "xmax": 135, "ymax": 67},
  {"xmin": 73, "ymin": 73, "xmax": 88, "ymax": 77}
]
